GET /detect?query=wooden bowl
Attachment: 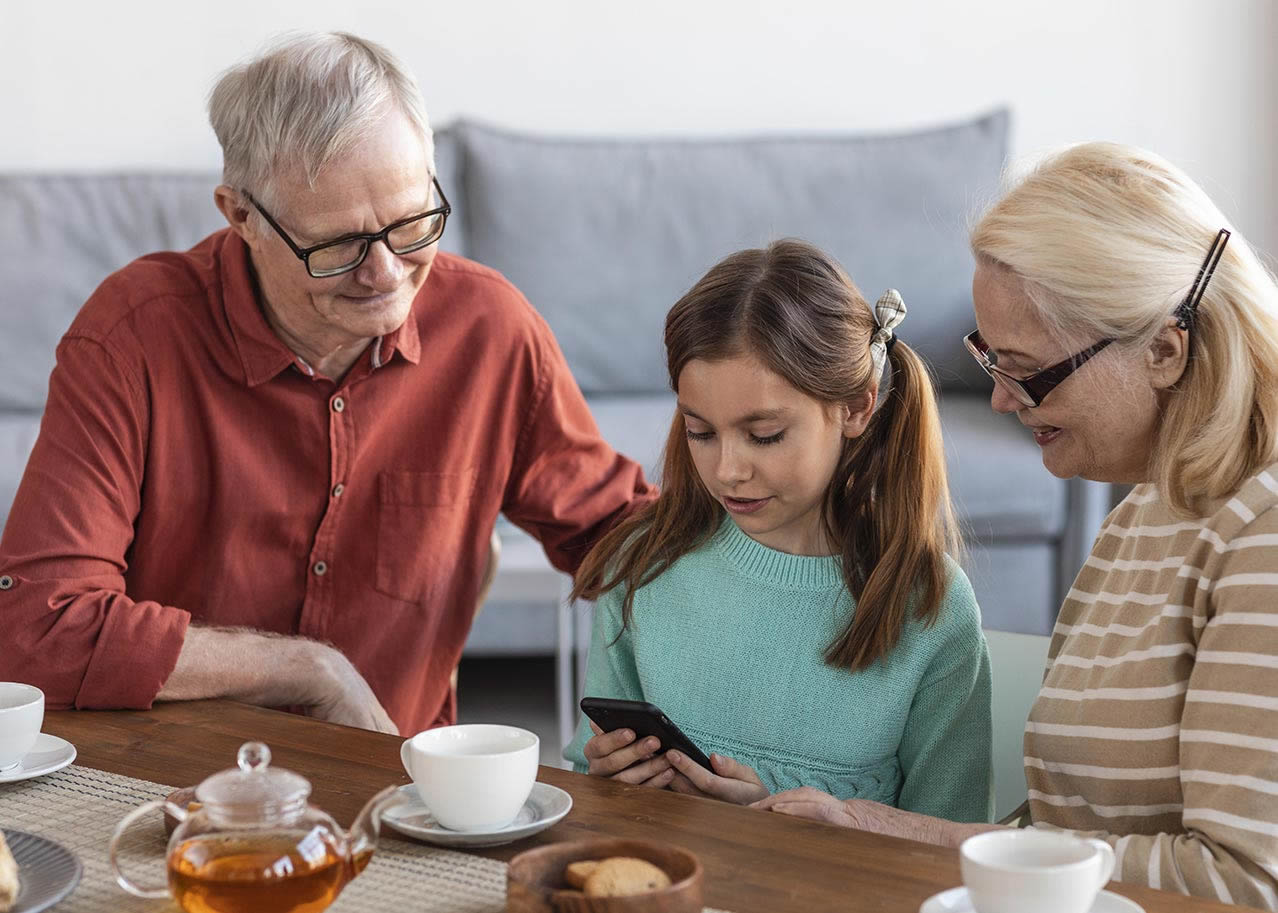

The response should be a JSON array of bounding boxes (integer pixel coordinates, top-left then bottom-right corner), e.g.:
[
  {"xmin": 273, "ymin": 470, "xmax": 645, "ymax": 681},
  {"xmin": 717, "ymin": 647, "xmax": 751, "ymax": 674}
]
[
  {"xmin": 507, "ymin": 838, "xmax": 703, "ymax": 913},
  {"xmin": 163, "ymin": 786, "xmax": 198, "ymax": 836}
]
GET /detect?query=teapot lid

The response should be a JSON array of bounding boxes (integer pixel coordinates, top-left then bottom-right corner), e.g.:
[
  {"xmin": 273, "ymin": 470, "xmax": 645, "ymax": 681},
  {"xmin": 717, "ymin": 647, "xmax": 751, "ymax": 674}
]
[{"xmin": 195, "ymin": 742, "xmax": 311, "ymax": 818}]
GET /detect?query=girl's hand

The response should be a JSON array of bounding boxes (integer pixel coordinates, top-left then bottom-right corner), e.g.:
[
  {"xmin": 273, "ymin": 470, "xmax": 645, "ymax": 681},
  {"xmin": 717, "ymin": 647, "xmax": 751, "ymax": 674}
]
[
  {"xmin": 664, "ymin": 750, "xmax": 769, "ymax": 804},
  {"xmin": 582, "ymin": 720, "xmax": 676, "ymax": 789}
]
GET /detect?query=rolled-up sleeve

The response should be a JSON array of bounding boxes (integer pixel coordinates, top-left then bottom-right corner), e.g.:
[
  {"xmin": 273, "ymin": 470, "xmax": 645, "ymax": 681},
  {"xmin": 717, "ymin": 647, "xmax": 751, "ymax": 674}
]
[{"xmin": 0, "ymin": 334, "xmax": 188, "ymax": 709}]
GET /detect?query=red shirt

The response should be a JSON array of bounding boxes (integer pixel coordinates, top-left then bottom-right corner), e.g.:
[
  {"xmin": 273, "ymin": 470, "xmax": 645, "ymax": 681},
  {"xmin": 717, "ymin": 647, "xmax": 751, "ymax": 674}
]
[{"xmin": 0, "ymin": 230, "xmax": 652, "ymax": 733}]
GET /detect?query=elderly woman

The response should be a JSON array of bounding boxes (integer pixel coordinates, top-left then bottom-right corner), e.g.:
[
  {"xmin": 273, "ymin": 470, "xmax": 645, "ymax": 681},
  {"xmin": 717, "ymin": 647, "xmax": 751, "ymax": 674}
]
[{"xmin": 754, "ymin": 142, "xmax": 1278, "ymax": 909}]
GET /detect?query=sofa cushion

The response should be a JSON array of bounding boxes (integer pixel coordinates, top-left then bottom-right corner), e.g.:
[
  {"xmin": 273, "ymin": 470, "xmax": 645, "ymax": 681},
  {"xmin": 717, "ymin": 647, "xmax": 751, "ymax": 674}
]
[
  {"xmin": 458, "ymin": 112, "xmax": 1008, "ymax": 395},
  {"xmin": 0, "ymin": 129, "xmax": 463, "ymax": 412},
  {"xmin": 0, "ymin": 173, "xmax": 228, "ymax": 410},
  {"xmin": 941, "ymin": 393, "xmax": 1066, "ymax": 539},
  {"xmin": 583, "ymin": 395, "xmax": 675, "ymax": 481},
  {"xmin": 431, "ymin": 128, "xmax": 466, "ymax": 258},
  {"xmin": 0, "ymin": 413, "xmax": 41, "ymax": 537}
]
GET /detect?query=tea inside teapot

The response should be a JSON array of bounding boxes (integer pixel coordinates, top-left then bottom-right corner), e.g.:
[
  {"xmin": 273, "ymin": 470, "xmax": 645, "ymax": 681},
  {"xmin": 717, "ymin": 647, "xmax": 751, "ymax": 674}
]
[{"xmin": 168, "ymin": 829, "xmax": 351, "ymax": 913}]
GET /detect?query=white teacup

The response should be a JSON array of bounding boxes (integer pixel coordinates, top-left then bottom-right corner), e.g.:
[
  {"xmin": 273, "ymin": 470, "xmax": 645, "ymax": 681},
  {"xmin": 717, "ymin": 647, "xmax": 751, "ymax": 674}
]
[
  {"xmin": 0, "ymin": 683, "xmax": 44, "ymax": 772},
  {"xmin": 400, "ymin": 724, "xmax": 539, "ymax": 832},
  {"xmin": 961, "ymin": 829, "xmax": 1116, "ymax": 913}
]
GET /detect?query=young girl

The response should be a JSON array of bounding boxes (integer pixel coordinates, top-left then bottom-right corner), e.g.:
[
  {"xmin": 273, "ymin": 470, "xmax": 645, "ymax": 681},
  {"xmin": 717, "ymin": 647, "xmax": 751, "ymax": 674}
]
[{"xmin": 563, "ymin": 240, "xmax": 993, "ymax": 822}]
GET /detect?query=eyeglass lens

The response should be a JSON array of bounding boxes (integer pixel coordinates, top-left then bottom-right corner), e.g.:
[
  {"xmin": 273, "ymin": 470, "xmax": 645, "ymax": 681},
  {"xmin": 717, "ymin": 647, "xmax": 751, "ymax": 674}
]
[{"xmin": 308, "ymin": 212, "xmax": 447, "ymax": 277}]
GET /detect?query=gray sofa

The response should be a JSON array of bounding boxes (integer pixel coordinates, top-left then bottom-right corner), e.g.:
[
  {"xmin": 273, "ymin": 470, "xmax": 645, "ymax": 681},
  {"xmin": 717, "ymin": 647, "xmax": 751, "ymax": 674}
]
[{"xmin": 0, "ymin": 111, "xmax": 1107, "ymax": 662}]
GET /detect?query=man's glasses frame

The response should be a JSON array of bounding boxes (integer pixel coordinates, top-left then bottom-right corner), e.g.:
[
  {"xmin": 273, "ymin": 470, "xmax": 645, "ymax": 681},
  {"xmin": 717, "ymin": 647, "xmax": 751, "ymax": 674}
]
[{"xmin": 246, "ymin": 176, "xmax": 451, "ymax": 279}]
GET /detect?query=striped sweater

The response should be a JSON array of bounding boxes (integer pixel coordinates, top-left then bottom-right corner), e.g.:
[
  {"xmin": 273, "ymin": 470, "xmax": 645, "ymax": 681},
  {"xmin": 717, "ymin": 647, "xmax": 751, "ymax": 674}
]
[{"xmin": 1025, "ymin": 462, "xmax": 1278, "ymax": 910}]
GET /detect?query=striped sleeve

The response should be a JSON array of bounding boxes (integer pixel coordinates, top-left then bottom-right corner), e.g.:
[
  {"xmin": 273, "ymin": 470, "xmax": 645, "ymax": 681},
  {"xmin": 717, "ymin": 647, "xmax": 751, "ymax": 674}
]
[{"xmin": 1090, "ymin": 506, "xmax": 1278, "ymax": 909}]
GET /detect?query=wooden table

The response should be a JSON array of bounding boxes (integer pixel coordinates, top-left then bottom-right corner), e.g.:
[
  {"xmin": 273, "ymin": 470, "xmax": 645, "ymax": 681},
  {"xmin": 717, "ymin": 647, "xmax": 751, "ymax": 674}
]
[{"xmin": 44, "ymin": 702, "xmax": 1240, "ymax": 913}]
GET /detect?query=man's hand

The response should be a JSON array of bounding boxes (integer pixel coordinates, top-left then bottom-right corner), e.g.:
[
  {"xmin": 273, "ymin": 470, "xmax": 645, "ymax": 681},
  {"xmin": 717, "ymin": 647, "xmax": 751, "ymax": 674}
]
[
  {"xmin": 663, "ymin": 750, "xmax": 769, "ymax": 804},
  {"xmin": 302, "ymin": 642, "xmax": 398, "ymax": 733},
  {"xmin": 157, "ymin": 626, "xmax": 398, "ymax": 734}
]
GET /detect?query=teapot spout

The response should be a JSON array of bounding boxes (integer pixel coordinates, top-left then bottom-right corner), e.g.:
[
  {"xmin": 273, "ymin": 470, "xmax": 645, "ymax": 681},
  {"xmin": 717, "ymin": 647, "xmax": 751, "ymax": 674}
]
[{"xmin": 345, "ymin": 784, "xmax": 405, "ymax": 878}]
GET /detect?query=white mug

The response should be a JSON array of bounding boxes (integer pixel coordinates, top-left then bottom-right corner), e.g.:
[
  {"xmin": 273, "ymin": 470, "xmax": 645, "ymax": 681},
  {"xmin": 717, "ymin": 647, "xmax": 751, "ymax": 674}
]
[
  {"xmin": 0, "ymin": 682, "xmax": 44, "ymax": 771},
  {"xmin": 400, "ymin": 724, "xmax": 539, "ymax": 832},
  {"xmin": 961, "ymin": 829, "xmax": 1116, "ymax": 913}
]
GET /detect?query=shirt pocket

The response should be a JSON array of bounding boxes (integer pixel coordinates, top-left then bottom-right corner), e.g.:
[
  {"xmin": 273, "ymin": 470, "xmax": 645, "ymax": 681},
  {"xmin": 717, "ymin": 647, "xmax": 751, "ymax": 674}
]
[{"xmin": 375, "ymin": 468, "xmax": 477, "ymax": 604}]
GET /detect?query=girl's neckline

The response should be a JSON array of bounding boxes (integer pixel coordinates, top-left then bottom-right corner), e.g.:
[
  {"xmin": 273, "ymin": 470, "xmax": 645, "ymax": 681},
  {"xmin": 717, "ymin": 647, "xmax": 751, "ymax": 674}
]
[{"xmin": 711, "ymin": 517, "xmax": 845, "ymax": 590}]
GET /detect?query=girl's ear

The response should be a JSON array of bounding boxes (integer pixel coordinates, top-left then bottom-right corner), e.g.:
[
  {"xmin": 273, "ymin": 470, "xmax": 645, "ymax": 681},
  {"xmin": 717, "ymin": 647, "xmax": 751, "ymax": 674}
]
[
  {"xmin": 1147, "ymin": 318, "xmax": 1190, "ymax": 390},
  {"xmin": 841, "ymin": 389, "xmax": 877, "ymax": 439}
]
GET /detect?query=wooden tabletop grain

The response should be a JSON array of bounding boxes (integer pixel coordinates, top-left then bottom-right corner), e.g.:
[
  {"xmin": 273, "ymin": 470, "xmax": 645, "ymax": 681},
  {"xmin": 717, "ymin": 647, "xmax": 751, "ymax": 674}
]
[{"xmin": 42, "ymin": 702, "xmax": 1243, "ymax": 913}]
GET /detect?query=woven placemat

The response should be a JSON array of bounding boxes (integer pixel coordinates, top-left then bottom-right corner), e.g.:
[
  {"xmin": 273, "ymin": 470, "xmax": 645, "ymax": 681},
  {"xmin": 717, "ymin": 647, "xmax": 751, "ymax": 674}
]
[{"xmin": 0, "ymin": 765, "xmax": 731, "ymax": 912}]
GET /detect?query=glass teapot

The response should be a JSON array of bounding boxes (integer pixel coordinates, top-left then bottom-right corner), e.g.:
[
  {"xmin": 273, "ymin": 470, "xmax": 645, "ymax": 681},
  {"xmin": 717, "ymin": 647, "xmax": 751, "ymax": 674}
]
[{"xmin": 109, "ymin": 741, "xmax": 404, "ymax": 913}]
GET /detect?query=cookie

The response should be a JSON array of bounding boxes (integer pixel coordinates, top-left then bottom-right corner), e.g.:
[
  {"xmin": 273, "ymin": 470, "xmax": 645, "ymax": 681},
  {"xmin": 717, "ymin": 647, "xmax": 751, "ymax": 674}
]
[
  {"xmin": 0, "ymin": 830, "xmax": 18, "ymax": 913},
  {"xmin": 583, "ymin": 856, "xmax": 672, "ymax": 897},
  {"xmin": 564, "ymin": 859, "xmax": 599, "ymax": 889}
]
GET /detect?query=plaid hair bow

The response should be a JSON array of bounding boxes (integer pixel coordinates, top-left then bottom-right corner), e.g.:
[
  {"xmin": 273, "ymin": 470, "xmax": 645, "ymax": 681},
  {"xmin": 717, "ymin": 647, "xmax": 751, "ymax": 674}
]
[{"xmin": 870, "ymin": 288, "xmax": 906, "ymax": 377}]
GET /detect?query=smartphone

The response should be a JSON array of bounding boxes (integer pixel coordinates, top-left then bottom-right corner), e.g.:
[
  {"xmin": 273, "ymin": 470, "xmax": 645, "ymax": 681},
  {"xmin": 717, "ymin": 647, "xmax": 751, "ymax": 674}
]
[{"xmin": 579, "ymin": 697, "xmax": 713, "ymax": 770}]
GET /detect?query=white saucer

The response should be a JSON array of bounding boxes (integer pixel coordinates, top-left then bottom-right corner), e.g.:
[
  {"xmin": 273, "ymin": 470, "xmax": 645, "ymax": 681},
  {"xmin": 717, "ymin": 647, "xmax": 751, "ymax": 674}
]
[
  {"xmin": 0, "ymin": 734, "xmax": 76, "ymax": 784},
  {"xmin": 921, "ymin": 887, "xmax": 1143, "ymax": 913},
  {"xmin": 381, "ymin": 782, "xmax": 572, "ymax": 848}
]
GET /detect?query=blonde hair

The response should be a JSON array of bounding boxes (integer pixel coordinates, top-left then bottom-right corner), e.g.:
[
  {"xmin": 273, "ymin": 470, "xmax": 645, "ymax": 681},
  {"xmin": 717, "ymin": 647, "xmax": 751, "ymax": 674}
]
[
  {"xmin": 971, "ymin": 142, "xmax": 1278, "ymax": 514},
  {"xmin": 208, "ymin": 32, "xmax": 434, "ymax": 209}
]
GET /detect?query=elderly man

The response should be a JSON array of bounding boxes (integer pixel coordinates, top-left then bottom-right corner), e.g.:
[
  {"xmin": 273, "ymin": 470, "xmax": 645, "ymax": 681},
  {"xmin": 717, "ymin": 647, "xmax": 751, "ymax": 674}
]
[{"xmin": 0, "ymin": 33, "xmax": 652, "ymax": 735}]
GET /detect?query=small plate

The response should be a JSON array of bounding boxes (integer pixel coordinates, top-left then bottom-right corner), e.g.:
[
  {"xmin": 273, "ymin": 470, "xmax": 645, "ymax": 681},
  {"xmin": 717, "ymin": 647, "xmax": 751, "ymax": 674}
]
[
  {"xmin": 920, "ymin": 886, "xmax": 1143, "ymax": 913},
  {"xmin": 4, "ymin": 829, "xmax": 82, "ymax": 913},
  {"xmin": 0, "ymin": 734, "xmax": 76, "ymax": 784},
  {"xmin": 381, "ymin": 782, "xmax": 572, "ymax": 848}
]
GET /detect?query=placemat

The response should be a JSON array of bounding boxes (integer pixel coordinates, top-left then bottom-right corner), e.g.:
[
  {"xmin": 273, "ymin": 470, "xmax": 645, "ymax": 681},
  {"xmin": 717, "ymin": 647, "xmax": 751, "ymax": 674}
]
[{"xmin": 0, "ymin": 765, "xmax": 731, "ymax": 912}]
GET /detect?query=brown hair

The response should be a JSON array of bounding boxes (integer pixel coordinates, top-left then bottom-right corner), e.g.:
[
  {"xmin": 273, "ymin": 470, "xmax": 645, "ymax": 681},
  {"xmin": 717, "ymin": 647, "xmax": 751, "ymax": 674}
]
[{"xmin": 572, "ymin": 239, "xmax": 960, "ymax": 671}]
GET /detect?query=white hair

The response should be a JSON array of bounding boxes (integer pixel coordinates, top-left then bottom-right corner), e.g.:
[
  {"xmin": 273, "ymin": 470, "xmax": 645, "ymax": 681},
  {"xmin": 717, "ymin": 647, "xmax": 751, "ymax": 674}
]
[
  {"xmin": 208, "ymin": 31, "xmax": 435, "ymax": 209},
  {"xmin": 972, "ymin": 142, "xmax": 1278, "ymax": 514}
]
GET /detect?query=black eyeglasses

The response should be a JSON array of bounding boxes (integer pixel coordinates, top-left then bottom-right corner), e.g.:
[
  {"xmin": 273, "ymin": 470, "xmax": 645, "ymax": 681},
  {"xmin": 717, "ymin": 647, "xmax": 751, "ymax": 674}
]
[
  {"xmin": 246, "ymin": 176, "xmax": 451, "ymax": 278},
  {"xmin": 964, "ymin": 330, "xmax": 1113, "ymax": 408}
]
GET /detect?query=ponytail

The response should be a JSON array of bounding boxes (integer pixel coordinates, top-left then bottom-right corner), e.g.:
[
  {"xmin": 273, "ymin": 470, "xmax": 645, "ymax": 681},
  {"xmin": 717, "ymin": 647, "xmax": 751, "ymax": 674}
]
[{"xmin": 823, "ymin": 340, "xmax": 959, "ymax": 670}]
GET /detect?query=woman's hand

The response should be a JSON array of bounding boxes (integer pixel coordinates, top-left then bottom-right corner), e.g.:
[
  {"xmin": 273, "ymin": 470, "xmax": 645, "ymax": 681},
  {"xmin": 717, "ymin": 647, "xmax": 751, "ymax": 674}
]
[
  {"xmin": 752, "ymin": 787, "xmax": 997, "ymax": 848},
  {"xmin": 753, "ymin": 787, "xmax": 890, "ymax": 829},
  {"xmin": 664, "ymin": 750, "xmax": 770, "ymax": 804},
  {"xmin": 582, "ymin": 721, "xmax": 676, "ymax": 789}
]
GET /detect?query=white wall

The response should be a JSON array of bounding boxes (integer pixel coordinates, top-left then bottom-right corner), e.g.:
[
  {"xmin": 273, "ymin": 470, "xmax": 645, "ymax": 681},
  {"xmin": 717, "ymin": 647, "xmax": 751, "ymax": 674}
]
[{"xmin": 4, "ymin": 0, "xmax": 1276, "ymax": 257}]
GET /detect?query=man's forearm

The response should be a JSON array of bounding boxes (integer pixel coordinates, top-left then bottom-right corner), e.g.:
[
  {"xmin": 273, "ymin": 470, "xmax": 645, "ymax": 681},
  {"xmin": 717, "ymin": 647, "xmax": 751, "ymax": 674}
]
[
  {"xmin": 155, "ymin": 625, "xmax": 399, "ymax": 734},
  {"xmin": 156, "ymin": 626, "xmax": 317, "ymax": 705}
]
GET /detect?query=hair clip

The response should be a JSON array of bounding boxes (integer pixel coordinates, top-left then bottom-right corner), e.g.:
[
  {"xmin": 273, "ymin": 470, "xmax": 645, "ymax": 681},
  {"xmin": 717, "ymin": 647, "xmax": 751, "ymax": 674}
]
[{"xmin": 1175, "ymin": 228, "xmax": 1230, "ymax": 331}]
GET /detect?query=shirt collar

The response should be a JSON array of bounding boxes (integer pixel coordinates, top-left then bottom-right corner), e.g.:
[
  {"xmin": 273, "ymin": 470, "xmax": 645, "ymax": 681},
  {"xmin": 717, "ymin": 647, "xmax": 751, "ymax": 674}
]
[
  {"xmin": 221, "ymin": 231, "xmax": 422, "ymax": 386},
  {"xmin": 382, "ymin": 301, "xmax": 421, "ymax": 366}
]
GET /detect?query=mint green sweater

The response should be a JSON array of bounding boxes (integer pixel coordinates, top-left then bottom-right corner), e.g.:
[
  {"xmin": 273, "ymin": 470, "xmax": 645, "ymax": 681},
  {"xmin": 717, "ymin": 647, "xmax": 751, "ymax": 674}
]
[{"xmin": 564, "ymin": 518, "xmax": 994, "ymax": 823}]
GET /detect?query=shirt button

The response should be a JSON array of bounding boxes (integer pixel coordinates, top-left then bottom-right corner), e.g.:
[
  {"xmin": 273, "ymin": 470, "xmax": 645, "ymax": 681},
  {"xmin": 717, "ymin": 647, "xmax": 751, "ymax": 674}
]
[
  {"xmin": 313, "ymin": 561, "xmax": 328, "ymax": 577},
  {"xmin": 332, "ymin": 483, "xmax": 345, "ymax": 498},
  {"xmin": 0, "ymin": 575, "xmax": 12, "ymax": 590},
  {"xmin": 332, "ymin": 397, "xmax": 346, "ymax": 413}
]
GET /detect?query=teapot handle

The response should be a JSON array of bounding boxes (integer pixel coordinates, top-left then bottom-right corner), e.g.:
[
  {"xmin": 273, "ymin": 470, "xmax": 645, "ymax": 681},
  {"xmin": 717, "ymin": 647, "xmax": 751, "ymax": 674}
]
[{"xmin": 108, "ymin": 798, "xmax": 176, "ymax": 899}]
